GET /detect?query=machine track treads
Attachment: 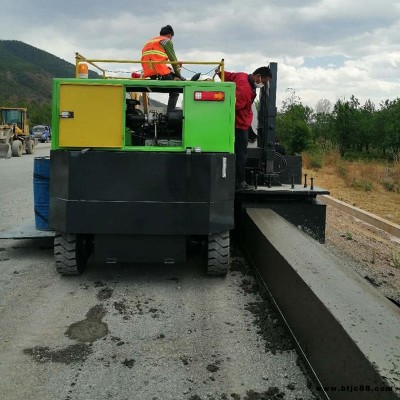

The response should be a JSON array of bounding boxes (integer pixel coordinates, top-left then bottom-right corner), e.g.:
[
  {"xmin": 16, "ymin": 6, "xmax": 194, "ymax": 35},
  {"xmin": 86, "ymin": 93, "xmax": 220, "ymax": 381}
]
[{"xmin": 207, "ymin": 231, "xmax": 230, "ymax": 276}]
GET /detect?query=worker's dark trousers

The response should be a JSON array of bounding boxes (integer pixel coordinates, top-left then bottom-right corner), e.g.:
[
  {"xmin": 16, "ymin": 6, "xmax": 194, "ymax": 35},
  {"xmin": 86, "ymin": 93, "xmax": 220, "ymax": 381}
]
[
  {"xmin": 235, "ymin": 128, "xmax": 248, "ymax": 185},
  {"xmin": 167, "ymin": 92, "xmax": 179, "ymax": 112},
  {"xmin": 150, "ymin": 73, "xmax": 179, "ymax": 112}
]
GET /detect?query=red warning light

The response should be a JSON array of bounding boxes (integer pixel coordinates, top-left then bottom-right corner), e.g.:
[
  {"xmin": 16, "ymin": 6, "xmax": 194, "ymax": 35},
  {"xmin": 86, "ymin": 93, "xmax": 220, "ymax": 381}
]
[{"xmin": 194, "ymin": 91, "xmax": 225, "ymax": 101}]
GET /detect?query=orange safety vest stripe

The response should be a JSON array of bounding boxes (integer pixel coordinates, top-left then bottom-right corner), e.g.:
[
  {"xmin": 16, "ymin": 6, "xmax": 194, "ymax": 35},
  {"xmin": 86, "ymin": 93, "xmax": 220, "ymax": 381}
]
[{"xmin": 141, "ymin": 36, "xmax": 171, "ymax": 77}]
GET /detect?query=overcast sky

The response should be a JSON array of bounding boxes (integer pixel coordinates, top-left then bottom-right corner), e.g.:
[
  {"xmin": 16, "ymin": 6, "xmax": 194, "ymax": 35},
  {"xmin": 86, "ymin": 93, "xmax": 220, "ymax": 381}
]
[{"xmin": 2, "ymin": 0, "xmax": 400, "ymax": 110}]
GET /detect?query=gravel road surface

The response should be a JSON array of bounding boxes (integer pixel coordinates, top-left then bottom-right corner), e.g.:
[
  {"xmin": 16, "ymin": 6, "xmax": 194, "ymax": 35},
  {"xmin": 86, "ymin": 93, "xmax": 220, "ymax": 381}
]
[{"xmin": 0, "ymin": 146, "xmax": 317, "ymax": 400}]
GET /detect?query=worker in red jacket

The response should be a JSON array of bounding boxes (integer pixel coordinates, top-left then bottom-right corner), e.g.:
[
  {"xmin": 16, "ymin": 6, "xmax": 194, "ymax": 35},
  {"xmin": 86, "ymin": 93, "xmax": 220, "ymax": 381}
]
[
  {"xmin": 216, "ymin": 66, "xmax": 273, "ymax": 190},
  {"xmin": 141, "ymin": 25, "xmax": 183, "ymax": 112}
]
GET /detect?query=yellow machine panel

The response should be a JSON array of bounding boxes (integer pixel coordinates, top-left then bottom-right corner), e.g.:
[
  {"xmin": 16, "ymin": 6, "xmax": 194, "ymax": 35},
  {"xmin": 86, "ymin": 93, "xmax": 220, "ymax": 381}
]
[{"xmin": 58, "ymin": 84, "xmax": 124, "ymax": 148}]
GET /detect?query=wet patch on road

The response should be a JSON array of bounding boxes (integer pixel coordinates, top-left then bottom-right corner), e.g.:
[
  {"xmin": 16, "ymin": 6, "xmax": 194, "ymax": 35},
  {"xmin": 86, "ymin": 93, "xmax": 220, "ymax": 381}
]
[
  {"xmin": 65, "ymin": 304, "xmax": 109, "ymax": 343},
  {"xmin": 231, "ymin": 254, "xmax": 296, "ymax": 355},
  {"xmin": 230, "ymin": 255, "xmax": 252, "ymax": 275},
  {"xmin": 149, "ymin": 306, "xmax": 164, "ymax": 318},
  {"xmin": 114, "ymin": 299, "xmax": 129, "ymax": 316},
  {"xmin": 241, "ymin": 278, "xmax": 259, "ymax": 295},
  {"xmin": 97, "ymin": 287, "xmax": 113, "ymax": 300},
  {"xmin": 122, "ymin": 358, "xmax": 135, "ymax": 368},
  {"xmin": 112, "ymin": 297, "xmax": 165, "ymax": 321},
  {"xmin": 244, "ymin": 387, "xmax": 287, "ymax": 399},
  {"xmin": 180, "ymin": 355, "xmax": 191, "ymax": 365},
  {"xmin": 23, "ymin": 343, "xmax": 92, "ymax": 364},
  {"xmin": 245, "ymin": 300, "xmax": 294, "ymax": 354},
  {"xmin": 109, "ymin": 335, "xmax": 127, "ymax": 346},
  {"xmin": 206, "ymin": 363, "xmax": 220, "ymax": 373},
  {"xmin": 206, "ymin": 358, "xmax": 222, "ymax": 382},
  {"xmin": 188, "ymin": 387, "xmax": 288, "ymax": 399}
]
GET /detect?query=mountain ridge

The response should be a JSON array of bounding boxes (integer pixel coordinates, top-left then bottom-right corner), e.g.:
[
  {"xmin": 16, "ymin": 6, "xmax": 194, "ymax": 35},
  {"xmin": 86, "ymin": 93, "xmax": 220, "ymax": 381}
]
[
  {"xmin": 0, "ymin": 40, "xmax": 80, "ymax": 104},
  {"xmin": 0, "ymin": 40, "xmax": 167, "ymax": 110}
]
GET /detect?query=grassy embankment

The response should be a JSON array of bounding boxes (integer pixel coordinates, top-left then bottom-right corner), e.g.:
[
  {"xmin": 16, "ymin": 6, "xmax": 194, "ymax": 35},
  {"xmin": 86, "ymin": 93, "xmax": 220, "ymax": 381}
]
[{"xmin": 302, "ymin": 150, "xmax": 400, "ymax": 225}]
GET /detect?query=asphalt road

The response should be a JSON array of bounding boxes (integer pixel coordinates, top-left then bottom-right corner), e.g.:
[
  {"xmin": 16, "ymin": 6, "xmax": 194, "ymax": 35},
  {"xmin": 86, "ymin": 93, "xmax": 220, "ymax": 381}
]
[{"xmin": 0, "ymin": 145, "xmax": 317, "ymax": 400}]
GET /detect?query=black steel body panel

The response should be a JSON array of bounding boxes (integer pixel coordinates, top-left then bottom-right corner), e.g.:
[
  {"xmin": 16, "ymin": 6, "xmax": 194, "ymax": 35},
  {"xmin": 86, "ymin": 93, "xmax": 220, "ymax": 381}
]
[
  {"xmin": 245, "ymin": 153, "xmax": 303, "ymax": 186},
  {"xmin": 50, "ymin": 150, "xmax": 235, "ymax": 235},
  {"xmin": 273, "ymin": 155, "xmax": 302, "ymax": 185},
  {"xmin": 94, "ymin": 234, "xmax": 186, "ymax": 264}
]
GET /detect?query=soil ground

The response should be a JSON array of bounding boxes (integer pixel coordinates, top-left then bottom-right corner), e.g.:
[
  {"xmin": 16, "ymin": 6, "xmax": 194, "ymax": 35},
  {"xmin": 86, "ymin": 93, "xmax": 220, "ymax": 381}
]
[{"xmin": 304, "ymin": 165, "xmax": 400, "ymax": 303}]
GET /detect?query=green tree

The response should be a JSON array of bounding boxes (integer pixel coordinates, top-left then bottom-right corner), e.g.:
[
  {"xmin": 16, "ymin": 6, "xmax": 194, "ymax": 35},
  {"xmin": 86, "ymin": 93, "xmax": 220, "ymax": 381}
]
[
  {"xmin": 277, "ymin": 89, "xmax": 312, "ymax": 154},
  {"xmin": 289, "ymin": 120, "xmax": 311, "ymax": 154},
  {"xmin": 27, "ymin": 102, "xmax": 52, "ymax": 127},
  {"xmin": 332, "ymin": 96, "xmax": 361, "ymax": 156},
  {"xmin": 358, "ymin": 99, "xmax": 376, "ymax": 152},
  {"xmin": 311, "ymin": 99, "xmax": 334, "ymax": 145},
  {"xmin": 378, "ymin": 98, "xmax": 400, "ymax": 156}
]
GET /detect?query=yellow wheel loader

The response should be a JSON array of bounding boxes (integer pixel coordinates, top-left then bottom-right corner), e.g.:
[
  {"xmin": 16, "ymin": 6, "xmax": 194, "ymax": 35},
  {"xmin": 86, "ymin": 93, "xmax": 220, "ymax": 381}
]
[{"xmin": 0, "ymin": 107, "xmax": 37, "ymax": 159}]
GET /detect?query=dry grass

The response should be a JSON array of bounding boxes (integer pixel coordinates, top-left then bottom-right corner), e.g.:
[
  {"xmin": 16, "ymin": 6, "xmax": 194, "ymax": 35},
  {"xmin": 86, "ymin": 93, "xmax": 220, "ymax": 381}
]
[{"xmin": 303, "ymin": 151, "xmax": 400, "ymax": 224}]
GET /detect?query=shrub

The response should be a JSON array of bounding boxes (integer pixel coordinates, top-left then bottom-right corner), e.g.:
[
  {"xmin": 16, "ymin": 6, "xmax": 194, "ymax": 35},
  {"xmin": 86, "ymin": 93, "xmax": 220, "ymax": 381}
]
[
  {"xmin": 324, "ymin": 149, "xmax": 340, "ymax": 165},
  {"xmin": 342, "ymin": 149, "xmax": 390, "ymax": 162},
  {"xmin": 303, "ymin": 148, "xmax": 338, "ymax": 170},
  {"xmin": 351, "ymin": 179, "xmax": 373, "ymax": 191},
  {"xmin": 381, "ymin": 180, "xmax": 395, "ymax": 192},
  {"xmin": 308, "ymin": 151, "xmax": 323, "ymax": 170},
  {"xmin": 309, "ymin": 156, "xmax": 322, "ymax": 170},
  {"xmin": 336, "ymin": 161, "xmax": 348, "ymax": 178},
  {"xmin": 344, "ymin": 231, "xmax": 353, "ymax": 240}
]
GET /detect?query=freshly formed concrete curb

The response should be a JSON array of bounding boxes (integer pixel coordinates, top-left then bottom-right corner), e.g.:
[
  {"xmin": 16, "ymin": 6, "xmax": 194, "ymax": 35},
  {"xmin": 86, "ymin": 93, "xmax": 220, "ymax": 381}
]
[
  {"xmin": 244, "ymin": 208, "xmax": 400, "ymax": 400},
  {"xmin": 319, "ymin": 194, "xmax": 400, "ymax": 239}
]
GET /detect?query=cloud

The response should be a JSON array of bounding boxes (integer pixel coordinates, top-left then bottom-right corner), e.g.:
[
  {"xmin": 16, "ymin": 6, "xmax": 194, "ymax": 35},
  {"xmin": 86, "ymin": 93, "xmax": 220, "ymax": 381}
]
[{"xmin": 1, "ymin": 0, "xmax": 400, "ymax": 109}]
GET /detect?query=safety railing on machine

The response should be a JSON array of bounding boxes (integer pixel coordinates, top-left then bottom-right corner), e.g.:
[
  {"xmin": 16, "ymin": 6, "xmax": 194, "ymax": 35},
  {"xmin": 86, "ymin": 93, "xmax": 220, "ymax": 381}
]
[{"xmin": 75, "ymin": 53, "xmax": 225, "ymax": 81}]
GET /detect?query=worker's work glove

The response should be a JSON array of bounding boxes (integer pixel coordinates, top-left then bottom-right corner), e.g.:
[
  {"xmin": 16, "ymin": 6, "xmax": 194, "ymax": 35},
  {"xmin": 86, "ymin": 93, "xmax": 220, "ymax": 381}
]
[{"xmin": 248, "ymin": 127, "xmax": 258, "ymax": 143}]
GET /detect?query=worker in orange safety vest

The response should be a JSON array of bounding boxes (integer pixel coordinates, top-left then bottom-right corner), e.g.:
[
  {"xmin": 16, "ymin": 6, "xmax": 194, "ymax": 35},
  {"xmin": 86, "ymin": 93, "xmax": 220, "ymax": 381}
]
[{"xmin": 141, "ymin": 25, "xmax": 184, "ymax": 112}]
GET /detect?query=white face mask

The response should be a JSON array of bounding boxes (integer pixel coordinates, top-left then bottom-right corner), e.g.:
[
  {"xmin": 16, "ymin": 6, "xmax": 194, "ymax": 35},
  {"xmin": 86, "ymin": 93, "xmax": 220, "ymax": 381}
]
[{"xmin": 254, "ymin": 82, "xmax": 264, "ymax": 88}]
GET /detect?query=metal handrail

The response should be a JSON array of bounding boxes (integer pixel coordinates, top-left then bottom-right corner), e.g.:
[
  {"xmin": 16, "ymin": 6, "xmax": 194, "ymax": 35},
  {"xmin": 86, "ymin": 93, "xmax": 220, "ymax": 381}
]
[{"xmin": 75, "ymin": 53, "xmax": 225, "ymax": 81}]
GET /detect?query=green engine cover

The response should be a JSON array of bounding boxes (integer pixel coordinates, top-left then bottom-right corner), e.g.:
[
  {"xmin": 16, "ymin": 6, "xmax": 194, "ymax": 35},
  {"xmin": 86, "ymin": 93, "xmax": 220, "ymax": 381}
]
[{"xmin": 51, "ymin": 78, "xmax": 235, "ymax": 153}]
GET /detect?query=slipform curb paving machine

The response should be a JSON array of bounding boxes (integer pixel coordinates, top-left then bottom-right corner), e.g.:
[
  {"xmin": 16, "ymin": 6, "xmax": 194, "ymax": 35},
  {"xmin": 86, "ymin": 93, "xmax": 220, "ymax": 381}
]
[{"xmin": 49, "ymin": 54, "xmax": 328, "ymax": 276}]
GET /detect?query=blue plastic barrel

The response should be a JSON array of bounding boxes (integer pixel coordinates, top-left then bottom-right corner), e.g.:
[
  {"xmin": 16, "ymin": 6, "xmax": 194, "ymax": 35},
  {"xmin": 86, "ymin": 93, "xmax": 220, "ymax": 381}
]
[{"xmin": 33, "ymin": 156, "xmax": 50, "ymax": 231}]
